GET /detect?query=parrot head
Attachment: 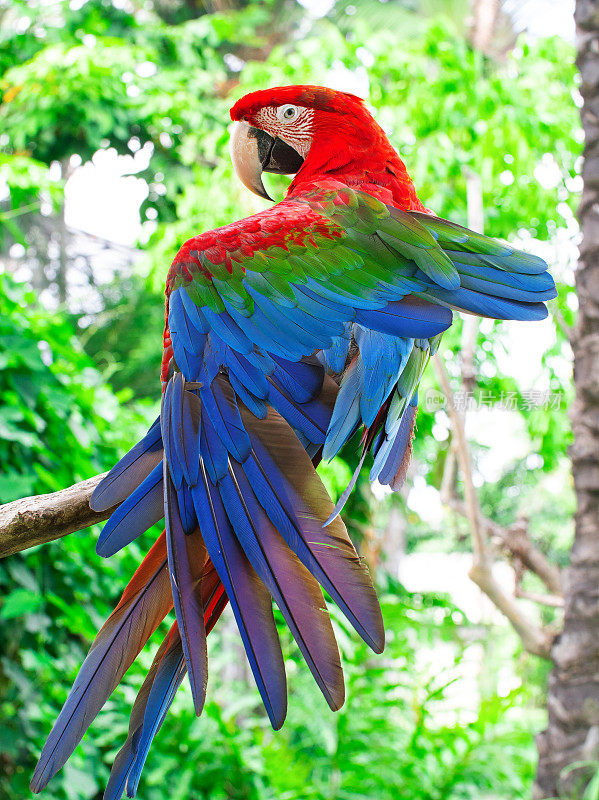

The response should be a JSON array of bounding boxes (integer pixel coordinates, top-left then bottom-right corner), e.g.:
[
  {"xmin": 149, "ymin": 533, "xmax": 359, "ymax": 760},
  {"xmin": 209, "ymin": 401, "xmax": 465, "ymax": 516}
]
[{"xmin": 229, "ymin": 85, "xmax": 393, "ymax": 201}]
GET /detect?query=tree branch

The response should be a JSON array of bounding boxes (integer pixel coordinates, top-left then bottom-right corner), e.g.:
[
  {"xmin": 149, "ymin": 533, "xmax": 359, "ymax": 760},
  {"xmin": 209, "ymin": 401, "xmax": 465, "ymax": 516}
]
[
  {"xmin": 444, "ymin": 497, "xmax": 562, "ymax": 598},
  {"xmin": 0, "ymin": 473, "xmax": 114, "ymax": 558},
  {"xmin": 433, "ymin": 354, "xmax": 555, "ymax": 659},
  {"xmin": 514, "ymin": 587, "xmax": 564, "ymax": 608},
  {"xmin": 553, "ymin": 306, "xmax": 575, "ymax": 346}
]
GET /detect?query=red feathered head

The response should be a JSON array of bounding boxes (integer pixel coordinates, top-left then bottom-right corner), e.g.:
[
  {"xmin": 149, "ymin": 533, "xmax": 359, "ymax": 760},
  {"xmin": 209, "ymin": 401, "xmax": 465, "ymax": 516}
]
[{"xmin": 229, "ymin": 84, "xmax": 421, "ymax": 210}]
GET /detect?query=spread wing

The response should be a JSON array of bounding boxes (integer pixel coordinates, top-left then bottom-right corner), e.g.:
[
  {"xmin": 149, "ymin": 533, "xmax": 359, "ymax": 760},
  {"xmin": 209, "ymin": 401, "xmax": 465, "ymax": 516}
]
[
  {"xmin": 165, "ymin": 182, "xmax": 553, "ymax": 462},
  {"xmin": 165, "ymin": 185, "xmax": 457, "ymax": 374}
]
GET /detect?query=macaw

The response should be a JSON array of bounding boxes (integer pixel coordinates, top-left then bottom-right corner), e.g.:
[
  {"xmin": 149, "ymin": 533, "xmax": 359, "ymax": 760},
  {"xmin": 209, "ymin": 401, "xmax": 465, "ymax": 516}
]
[{"xmin": 30, "ymin": 85, "xmax": 556, "ymax": 797}]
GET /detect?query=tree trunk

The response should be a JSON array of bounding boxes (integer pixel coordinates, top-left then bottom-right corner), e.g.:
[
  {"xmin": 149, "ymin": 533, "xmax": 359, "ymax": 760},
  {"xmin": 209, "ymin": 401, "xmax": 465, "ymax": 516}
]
[{"xmin": 535, "ymin": 2, "xmax": 599, "ymax": 796}]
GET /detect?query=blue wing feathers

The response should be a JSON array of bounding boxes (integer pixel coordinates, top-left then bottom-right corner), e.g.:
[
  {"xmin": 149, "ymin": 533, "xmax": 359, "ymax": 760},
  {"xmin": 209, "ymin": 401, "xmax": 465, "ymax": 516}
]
[
  {"xmin": 200, "ymin": 411, "xmax": 229, "ymax": 483},
  {"xmin": 266, "ymin": 381, "xmax": 329, "ymax": 443},
  {"xmin": 355, "ymin": 299, "xmax": 452, "ymax": 339},
  {"xmin": 225, "ymin": 349, "xmax": 269, "ymax": 397},
  {"xmin": 457, "ymin": 272, "xmax": 557, "ymax": 303},
  {"xmin": 202, "ymin": 305, "xmax": 254, "ymax": 353},
  {"xmin": 228, "ymin": 371, "xmax": 268, "ymax": 418},
  {"xmin": 323, "ymin": 358, "xmax": 363, "ymax": 460},
  {"xmin": 292, "ymin": 285, "xmax": 350, "ymax": 322},
  {"xmin": 179, "ymin": 286, "xmax": 210, "ymax": 334},
  {"xmin": 423, "ymin": 286, "xmax": 549, "ymax": 320},
  {"xmin": 270, "ymin": 356, "xmax": 324, "ymax": 403}
]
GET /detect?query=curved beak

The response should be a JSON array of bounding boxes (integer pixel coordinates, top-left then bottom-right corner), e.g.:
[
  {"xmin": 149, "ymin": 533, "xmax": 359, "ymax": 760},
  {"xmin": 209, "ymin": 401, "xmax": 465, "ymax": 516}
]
[{"xmin": 229, "ymin": 120, "xmax": 304, "ymax": 202}]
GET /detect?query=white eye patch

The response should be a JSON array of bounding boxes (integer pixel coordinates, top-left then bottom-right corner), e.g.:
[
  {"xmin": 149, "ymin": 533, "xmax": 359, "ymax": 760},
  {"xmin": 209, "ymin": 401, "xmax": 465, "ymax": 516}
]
[
  {"xmin": 277, "ymin": 104, "xmax": 299, "ymax": 123},
  {"xmin": 253, "ymin": 105, "xmax": 315, "ymax": 160}
]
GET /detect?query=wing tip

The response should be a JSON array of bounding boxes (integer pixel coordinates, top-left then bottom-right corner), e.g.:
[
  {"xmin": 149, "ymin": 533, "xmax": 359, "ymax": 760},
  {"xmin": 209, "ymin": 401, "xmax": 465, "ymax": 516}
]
[{"xmin": 436, "ymin": 270, "xmax": 461, "ymax": 292}]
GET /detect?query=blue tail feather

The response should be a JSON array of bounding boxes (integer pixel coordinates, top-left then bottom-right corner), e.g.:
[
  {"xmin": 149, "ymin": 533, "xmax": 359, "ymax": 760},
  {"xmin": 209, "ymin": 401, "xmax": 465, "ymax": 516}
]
[
  {"xmin": 96, "ymin": 463, "xmax": 164, "ymax": 558},
  {"xmin": 90, "ymin": 417, "xmax": 162, "ymax": 513},
  {"xmin": 191, "ymin": 467, "xmax": 288, "ymax": 730},
  {"xmin": 126, "ymin": 645, "xmax": 186, "ymax": 797},
  {"xmin": 164, "ymin": 470, "xmax": 208, "ymax": 716}
]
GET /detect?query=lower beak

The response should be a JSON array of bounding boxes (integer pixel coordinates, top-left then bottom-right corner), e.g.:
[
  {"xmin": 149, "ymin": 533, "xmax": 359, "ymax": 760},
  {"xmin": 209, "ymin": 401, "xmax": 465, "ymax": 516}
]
[{"xmin": 229, "ymin": 120, "xmax": 304, "ymax": 202}]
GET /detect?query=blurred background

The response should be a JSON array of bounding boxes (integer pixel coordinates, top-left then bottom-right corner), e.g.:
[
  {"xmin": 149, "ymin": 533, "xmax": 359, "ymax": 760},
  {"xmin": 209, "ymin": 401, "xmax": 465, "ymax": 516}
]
[{"xmin": 0, "ymin": 0, "xmax": 582, "ymax": 798}]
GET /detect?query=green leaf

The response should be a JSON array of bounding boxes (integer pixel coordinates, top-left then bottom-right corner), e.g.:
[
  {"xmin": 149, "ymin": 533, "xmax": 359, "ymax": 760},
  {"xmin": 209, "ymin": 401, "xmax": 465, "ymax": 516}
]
[{"xmin": 0, "ymin": 588, "xmax": 43, "ymax": 619}]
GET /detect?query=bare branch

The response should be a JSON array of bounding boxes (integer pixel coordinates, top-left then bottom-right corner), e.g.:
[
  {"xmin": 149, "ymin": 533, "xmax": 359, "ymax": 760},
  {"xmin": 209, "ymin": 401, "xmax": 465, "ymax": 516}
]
[
  {"xmin": 444, "ymin": 497, "xmax": 562, "ymax": 597},
  {"xmin": 433, "ymin": 354, "xmax": 487, "ymax": 565},
  {"xmin": 514, "ymin": 588, "xmax": 564, "ymax": 609},
  {"xmin": 0, "ymin": 473, "xmax": 114, "ymax": 559},
  {"xmin": 468, "ymin": 561, "xmax": 555, "ymax": 657},
  {"xmin": 553, "ymin": 306, "xmax": 575, "ymax": 346},
  {"xmin": 433, "ymin": 354, "xmax": 555, "ymax": 659},
  {"xmin": 440, "ymin": 448, "xmax": 457, "ymax": 505},
  {"xmin": 494, "ymin": 517, "xmax": 563, "ymax": 597}
]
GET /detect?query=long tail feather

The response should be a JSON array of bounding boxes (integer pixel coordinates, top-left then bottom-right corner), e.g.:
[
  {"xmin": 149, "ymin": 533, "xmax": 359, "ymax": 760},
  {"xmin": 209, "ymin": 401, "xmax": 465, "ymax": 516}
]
[
  {"xmin": 103, "ymin": 625, "xmax": 183, "ymax": 800},
  {"xmin": 104, "ymin": 567, "xmax": 227, "ymax": 800},
  {"xmin": 223, "ymin": 462, "xmax": 344, "ymax": 709},
  {"xmin": 164, "ymin": 465, "xmax": 208, "ymax": 716},
  {"xmin": 125, "ymin": 636, "xmax": 185, "ymax": 798},
  {"xmin": 233, "ymin": 388, "xmax": 384, "ymax": 654},
  {"xmin": 191, "ymin": 461, "xmax": 288, "ymax": 729},
  {"xmin": 31, "ymin": 534, "xmax": 173, "ymax": 793}
]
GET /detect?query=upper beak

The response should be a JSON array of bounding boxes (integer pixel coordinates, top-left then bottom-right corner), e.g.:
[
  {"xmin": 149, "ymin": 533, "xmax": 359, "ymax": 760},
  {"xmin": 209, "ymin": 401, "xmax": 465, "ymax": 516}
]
[{"xmin": 229, "ymin": 120, "xmax": 304, "ymax": 202}]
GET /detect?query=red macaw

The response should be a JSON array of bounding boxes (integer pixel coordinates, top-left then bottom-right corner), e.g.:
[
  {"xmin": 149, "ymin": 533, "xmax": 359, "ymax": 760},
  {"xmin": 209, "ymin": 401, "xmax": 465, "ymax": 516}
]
[{"xmin": 30, "ymin": 85, "xmax": 555, "ymax": 797}]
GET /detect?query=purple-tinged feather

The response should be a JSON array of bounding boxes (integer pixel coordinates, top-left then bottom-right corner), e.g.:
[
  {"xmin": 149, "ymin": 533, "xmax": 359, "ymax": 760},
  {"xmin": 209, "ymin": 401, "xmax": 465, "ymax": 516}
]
[
  {"xmin": 191, "ymin": 463, "xmax": 288, "ymax": 729},
  {"xmin": 31, "ymin": 535, "xmax": 173, "ymax": 794},
  {"xmin": 164, "ymin": 464, "xmax": 208, "ymax": 716},
  {"xmin": 226, "ymin": 384, "xmax": 384, "ymax": 654},
  {"xmin": 228, "ymin": 463, "xmax": 344, "ymax": 709}
]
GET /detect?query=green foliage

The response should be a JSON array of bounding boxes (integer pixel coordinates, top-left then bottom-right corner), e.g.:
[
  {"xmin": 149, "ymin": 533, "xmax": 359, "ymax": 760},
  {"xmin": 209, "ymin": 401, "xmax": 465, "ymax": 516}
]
[
  {"xmin": 0, "ymin": 275, "xmax": 159, "ymax": 797},
  {"xmin": 0, "ymin": 274, "xmax": 152, "ymax": 500},
  {"xmin": 0, "ymin": 153, "xmax": 62, "ymax": 249}
]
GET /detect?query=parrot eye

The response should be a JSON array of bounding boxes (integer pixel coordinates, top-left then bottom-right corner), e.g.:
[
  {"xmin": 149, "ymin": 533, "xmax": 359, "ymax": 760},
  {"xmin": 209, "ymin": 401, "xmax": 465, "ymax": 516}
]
[{"xmin": 277, "ymin": 104, "xmax": 299, "ymax": 123}]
